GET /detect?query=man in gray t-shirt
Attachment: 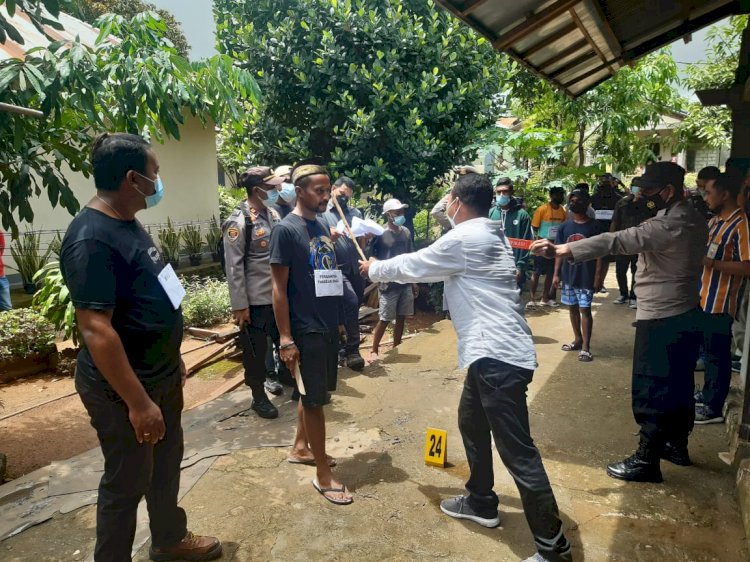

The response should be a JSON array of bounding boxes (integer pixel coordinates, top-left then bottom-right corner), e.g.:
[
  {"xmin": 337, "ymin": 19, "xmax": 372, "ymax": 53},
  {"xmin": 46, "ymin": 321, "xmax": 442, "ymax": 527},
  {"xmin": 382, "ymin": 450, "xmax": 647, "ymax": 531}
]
[{"xmin": 369, "ymin": 198, "xmax": 418, "ymax": 359}]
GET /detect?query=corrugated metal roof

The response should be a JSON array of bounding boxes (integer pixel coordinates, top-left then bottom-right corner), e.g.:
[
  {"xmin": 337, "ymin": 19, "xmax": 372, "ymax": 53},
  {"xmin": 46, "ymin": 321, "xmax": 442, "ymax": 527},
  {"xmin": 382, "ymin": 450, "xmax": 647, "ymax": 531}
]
[
  {"xmin": 0, "ymin": 6, "xmax": 104, "ymax": 61},
  {"xmin": 435, "ymin": 0, "xmax": 747, "ymax": 96}
]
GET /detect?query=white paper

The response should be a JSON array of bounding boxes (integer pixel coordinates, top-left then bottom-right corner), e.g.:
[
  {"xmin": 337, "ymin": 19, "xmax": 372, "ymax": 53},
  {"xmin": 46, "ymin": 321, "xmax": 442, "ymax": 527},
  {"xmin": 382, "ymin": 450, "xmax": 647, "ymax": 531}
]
[
  {"xmin": 594, "ymin": 209, "xmax": 614, "ymax": 221},
  {"xmin": 336, "ymin": 216, "xmax": 385, "ymax": 237},
  {"xmin": 707, "ymin": 242, "xmax": 720, "ymax": 259},
  {"xmin": 157, "ymin": 264, "xmax": 186, "ymax": 310},
  {"xmin": 314, "ymin": 269, "xmax": 344, "ymax": 297}
]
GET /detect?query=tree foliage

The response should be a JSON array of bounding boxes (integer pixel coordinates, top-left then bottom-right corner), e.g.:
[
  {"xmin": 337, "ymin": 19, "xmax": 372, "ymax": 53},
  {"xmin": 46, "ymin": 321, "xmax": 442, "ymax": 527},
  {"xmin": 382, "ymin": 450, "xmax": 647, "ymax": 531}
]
[
  {"xmin": 0, "ymin": 0, "xmax": 63, "ymax": 44},
  {"xmin": 679, "ymin": 15, "xmax": 748, "ymax": 148},
  {"xmin": 508, "ymin": 50, "xmax": 682, "ymax": 173},
  {"xmin": 0, "ymin": 11, "xmax": 258, "ymax": 234},
  {"xmin": 68, "ymin": 0, "xmax": 191, "ymax": 57},
  {"xmin": 214, "ymin": 0, "xmax": 511, "ymax": 206}
]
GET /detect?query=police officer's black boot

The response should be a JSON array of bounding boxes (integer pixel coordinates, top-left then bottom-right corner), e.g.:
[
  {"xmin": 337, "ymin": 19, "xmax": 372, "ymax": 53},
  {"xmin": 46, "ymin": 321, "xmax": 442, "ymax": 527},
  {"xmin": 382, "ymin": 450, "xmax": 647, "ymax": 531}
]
[
  {"xmin": 250, "ymin": 387, "xmax": 279, "ymax": 419},
  {"xmin": 606, "ymin": 442, "xmax": 663, "ymax": 483},
  {"xmin": 660, "ymin": 440, "xmax": 692, "ymax": 466}
]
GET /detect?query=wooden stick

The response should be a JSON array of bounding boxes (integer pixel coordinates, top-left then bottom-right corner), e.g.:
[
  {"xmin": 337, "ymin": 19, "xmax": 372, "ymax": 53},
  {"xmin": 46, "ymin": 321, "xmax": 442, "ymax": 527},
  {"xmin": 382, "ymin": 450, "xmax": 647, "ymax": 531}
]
[{"xmin": 330, "ymin": 195, "xmax": 368, "ymax": 262}]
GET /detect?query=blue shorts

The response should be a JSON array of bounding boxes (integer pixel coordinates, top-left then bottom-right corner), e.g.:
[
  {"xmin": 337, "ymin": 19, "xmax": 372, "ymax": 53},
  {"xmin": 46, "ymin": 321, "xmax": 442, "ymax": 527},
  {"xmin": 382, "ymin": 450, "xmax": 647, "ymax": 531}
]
[{"xmin": 561, "ymin": 285, "xmax": 593, "ymax": 308}]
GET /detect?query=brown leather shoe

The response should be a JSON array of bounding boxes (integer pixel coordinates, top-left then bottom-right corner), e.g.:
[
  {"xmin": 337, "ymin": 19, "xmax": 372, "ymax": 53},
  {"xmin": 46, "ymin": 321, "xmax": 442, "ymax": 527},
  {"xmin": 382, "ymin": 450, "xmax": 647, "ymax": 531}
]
[{"xmin": 149, "ymin": 531, "xmax": 222, "ymax": 561}]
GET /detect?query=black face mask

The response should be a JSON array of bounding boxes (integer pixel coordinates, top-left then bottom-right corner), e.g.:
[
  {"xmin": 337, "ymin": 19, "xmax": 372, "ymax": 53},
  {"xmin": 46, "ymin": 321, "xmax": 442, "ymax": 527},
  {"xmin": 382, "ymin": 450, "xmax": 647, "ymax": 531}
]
[
  {"xmin": 337, "ymin": 195, "xmax": 350, "ymax": 208},
  {"xmin": 551, "ymin": 195, "xmax": 564, "ymax": 205},
  {"xmin": 569, "ymin": 201, "xmax": 587, "ymax": 215}
]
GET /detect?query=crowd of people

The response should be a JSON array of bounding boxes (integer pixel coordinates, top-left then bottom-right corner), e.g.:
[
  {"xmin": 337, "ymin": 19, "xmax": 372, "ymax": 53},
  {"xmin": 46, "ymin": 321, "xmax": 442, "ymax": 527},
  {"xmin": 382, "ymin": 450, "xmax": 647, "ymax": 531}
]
[{"xmin": 49, "ymin": 129, "xmax": 750, "ymax": 562}]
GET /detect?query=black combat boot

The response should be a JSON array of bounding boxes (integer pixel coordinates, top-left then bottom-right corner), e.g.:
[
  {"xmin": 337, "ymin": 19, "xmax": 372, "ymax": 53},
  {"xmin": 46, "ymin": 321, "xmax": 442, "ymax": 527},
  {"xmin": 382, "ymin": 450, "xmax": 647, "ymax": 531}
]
[{"xmin": 606, "ymin": 443, "xmax": 663, "ymax": 483}]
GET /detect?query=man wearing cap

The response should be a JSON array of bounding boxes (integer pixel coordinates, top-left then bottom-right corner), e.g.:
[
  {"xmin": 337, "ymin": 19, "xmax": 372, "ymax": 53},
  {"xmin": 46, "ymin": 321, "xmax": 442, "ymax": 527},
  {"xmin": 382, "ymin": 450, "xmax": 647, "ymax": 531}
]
[
  {"xmin": 370, "ymin": 198, "xmax": 418, "ymax": 359},
  {"xmin": 321, "ymin": 176, "xmax": 366, "ymax": 371},
  {"xmin": 270, "ymin": 163, "xmax": 351, "ymax": 505},
  {"xmin": 590, "ymin": 174, "xmax": 623, "ymax": 294},
  {"xmin": 223, "ymin": 166, "xmax": 288, "ymax": 419},
  {"xmin": 610, "ymin": 178, "xmax": 654, "ymax": 308},
  {"xmin": 489, "ymin": 177, "xmax": 533, "ymax": 288},
  {"xmin": 532, "ymin": 162, "xmax": 706, "ymax": 482},
  {"xmin": 529, "ymin": 186, "xmax": 567, "ymax": 308},
  {"xmin": 271, "ymin": 165, "xmax": 297, "ymax": 219}
]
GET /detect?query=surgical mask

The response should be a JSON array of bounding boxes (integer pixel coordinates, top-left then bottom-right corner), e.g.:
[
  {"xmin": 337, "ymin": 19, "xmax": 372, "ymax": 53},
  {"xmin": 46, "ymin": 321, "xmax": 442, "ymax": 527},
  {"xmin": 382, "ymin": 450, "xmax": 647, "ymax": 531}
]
[
  {"xmin": 631, "ymin": 185, "xmax": 640, "ymax": 196},
  {"xmin": 393, "ymin": 215, "xmax": 406, "ymax": 227},
  {"xmin": 336, "ymin": 195, "xmax": 350, "ymax": 208},
  {"xmin": 496, "ymin": 194, "xmax": 511, "ymax": 207},
  {"xmin": 258, "ymin": 187, "xmax": 279, "ymax": 208},
  {"xmin": 133, "ymin": 172, "xmax": 164, "ymax": 208},
  {"xmin": 446, "ymin": 198, "xmax": 462, "ymax": 228},
  {"xmin": 279, "ymin": 182, "xmax": 296, "ymax": 202}
]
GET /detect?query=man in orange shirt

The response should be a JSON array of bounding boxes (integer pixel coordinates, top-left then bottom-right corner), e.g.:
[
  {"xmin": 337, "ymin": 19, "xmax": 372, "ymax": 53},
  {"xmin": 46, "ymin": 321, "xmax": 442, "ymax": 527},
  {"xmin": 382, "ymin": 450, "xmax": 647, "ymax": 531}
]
[
  {"xmin": 0, "ymin": 231, "xmax": 11, "ymax": 311},
  {"xmin": 695, "ymin": 172, "xmax": 750, "ymax": 424},
  {"xmin": 529, "ymin": 186, "xmax": 567, "ymax": 307}
]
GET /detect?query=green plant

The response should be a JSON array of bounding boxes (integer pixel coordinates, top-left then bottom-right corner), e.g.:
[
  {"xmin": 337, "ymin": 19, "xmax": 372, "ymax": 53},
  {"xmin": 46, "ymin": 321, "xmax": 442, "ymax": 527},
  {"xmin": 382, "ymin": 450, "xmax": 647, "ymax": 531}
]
[
  {"xmin": 219, "ymin": 185, "xmax": 244, "ymax": 221},
  {"xmin": 205, "ymin": 216, "xmax": 222, "ymax": 255},
  {"xmin": 48, "ymin": 231, "xmax": 63, "ymax": 259},
  {"xmin": 158, "ymin": 218, "xmax": 180, "ymax": 265},
  {"xmin": 0, "ymin": 308, "xmax": 56, "ymax": 362},
  {"xmin": 180, "ymin": 276, "xmax": 231, "ymax": 328},
  {"xmin": 181, "ymin": 223, "xmax": 203, "ymax": 256},
  {"xmin": 9, "ymin": 230, "xmax": 52, "ymax": 287},
  {"xmin": 214, "ymin": 0, "xmax": 512, "ymax": 208},
  {"xmin": 32, "ymin": 261, "xmax": 79, "ymax": 345}
]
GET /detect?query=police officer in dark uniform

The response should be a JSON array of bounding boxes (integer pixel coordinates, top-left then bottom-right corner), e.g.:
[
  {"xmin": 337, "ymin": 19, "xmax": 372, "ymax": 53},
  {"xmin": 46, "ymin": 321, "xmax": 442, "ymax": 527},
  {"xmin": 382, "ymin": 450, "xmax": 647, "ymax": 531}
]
[
  {"xmin": 590, "ymin": 174, "xmax": 623, "ymax": 293},
  {"xmin": 223, "ymin": 166, "xmax": 291, "ymax": 419}
]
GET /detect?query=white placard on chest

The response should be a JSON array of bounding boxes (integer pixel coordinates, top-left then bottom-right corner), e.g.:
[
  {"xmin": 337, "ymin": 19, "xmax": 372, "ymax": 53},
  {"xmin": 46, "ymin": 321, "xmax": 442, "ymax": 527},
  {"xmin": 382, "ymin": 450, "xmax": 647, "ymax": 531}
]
[
  {"xmin": 158, "ymin": 264, "xmax": 186, "ymax": 310},
  {"xmin": 314, "ymin": 269, "xmax": 344, "ymax": 297}
]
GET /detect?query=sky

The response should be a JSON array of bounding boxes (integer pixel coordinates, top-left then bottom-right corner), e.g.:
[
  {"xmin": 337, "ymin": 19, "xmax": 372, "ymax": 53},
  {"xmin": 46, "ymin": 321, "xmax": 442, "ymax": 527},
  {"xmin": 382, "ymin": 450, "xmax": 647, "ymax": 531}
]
[{"xmin": 150, "ymin": 1, "xmax": 724, "ymax": 98}]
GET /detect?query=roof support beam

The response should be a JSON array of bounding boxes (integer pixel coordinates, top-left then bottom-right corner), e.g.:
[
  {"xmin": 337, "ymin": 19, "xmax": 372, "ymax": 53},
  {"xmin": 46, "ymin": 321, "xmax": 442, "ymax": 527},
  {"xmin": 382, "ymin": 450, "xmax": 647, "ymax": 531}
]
[
  {"xmin": 538, "ymin": 39, "xmax": 590, "ymax": 71},
  {"xmin": 494, "ymin": 0, "xmax": 581, "ymax": 51},
  {"xmin": 568, "ymin": 7, "xmax": 614, "ymax": 73},
  {"xmin": 549, "ymin": 50, "xmax": 597, "ymax": 80},
  {"xmin": 460, "ymin": 0, "xmax": 491, "ymax": 16},
  {"xmin": 520, "ymin": 22, "xmax": 579, "ymax": 57}
]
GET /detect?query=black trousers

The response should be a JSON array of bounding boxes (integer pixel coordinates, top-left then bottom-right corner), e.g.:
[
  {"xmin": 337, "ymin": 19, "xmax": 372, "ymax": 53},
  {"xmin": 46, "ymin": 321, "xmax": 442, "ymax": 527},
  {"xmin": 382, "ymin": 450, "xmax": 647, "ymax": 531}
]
[
  {"xmin": 458, "ymin": 358, "xmax": 571, "ymax": 562},
  {"xmin": 76, "ymin": 370, "xmax": 187, "ymax": 562},
  {"xmin": 700, "ymin": 312, "xmax": 734, "ymax": 412},
  {"xmin": 238, "ymin": 305, "xmax": 291, "ymax": 390},
  {"xmin": 615, "ymin": 255, "xmax": 637, "ymax": 299},
  {"xmin": 341, "ymin": 275, "xmax": 361, "ymax": 356},
  {"xmin": 632, "ymin": 308, "xmax": 702, "ymax": 453}
]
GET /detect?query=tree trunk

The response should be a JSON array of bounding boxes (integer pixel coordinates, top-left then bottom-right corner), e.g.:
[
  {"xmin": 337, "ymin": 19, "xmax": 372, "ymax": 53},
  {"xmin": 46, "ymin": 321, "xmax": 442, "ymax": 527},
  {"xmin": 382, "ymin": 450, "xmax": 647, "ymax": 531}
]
[{"xmin": 578, "ymin": 125, "xmax": 586, "ymax": 167}]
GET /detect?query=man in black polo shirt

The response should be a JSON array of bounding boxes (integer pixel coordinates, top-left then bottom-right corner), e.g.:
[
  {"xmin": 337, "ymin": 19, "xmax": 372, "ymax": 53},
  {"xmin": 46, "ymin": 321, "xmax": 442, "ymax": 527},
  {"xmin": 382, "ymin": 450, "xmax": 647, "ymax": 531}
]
[
  {"xmin": 590, "ymin": 174, "xmax": 623, "ymax": 294},
  {"xmin": 60, "ymin": 133, "xmax": 221, "ymax": 561},
  {"xmin": 270, "ymin": 164, "xmax": 352, "ymax": 505}
]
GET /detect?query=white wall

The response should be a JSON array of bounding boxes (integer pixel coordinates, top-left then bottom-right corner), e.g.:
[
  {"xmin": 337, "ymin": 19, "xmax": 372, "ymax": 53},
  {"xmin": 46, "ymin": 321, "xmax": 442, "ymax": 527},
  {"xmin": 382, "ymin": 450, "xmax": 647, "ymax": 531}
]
[{"xmin": 3, "ymin": 115, "xmax": 219, "ymax": 282}]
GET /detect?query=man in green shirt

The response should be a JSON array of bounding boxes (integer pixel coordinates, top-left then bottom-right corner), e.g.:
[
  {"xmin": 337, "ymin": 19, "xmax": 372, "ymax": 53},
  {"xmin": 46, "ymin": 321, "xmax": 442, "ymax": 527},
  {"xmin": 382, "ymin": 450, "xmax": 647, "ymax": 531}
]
[{"xmin": 489, "ymin": 177, "xmax": 533, "ymax": 288}]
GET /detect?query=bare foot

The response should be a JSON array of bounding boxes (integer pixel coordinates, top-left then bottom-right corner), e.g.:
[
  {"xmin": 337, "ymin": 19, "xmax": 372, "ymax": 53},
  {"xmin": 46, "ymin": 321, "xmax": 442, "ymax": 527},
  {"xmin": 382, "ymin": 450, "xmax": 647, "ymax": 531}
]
[
  {"xmin": 288, "ymin": 450, "xmax": 336, "ymax": 467},
  {"xmin": 313, "ymin": 477, "xmax": 353, "ymax": 505}
]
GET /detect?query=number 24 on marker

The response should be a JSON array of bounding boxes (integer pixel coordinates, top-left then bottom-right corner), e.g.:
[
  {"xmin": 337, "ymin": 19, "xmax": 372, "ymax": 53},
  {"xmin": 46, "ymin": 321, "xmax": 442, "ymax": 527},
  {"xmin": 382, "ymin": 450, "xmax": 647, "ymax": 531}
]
[{"xmin": 424, "ymin": 427, "xmax": 447, "ymax": 467}]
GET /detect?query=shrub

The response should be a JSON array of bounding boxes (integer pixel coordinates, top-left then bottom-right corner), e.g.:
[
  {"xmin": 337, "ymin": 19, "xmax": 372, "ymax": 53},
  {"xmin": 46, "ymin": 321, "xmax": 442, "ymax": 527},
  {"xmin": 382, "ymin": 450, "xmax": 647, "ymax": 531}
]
[
  {"xmin": 181, "ymin": 276, "xmax": 231, "ymax": 328},
  {"xmin": 158, "ymin": 218, "xmax": 181, "ymax": 266},
  {"xmin": 219, "ymin": 185, "xmax": 244, "ymax": 221},
  {"xmin": 33, "ymin": 261, "xmax": 79, "ymax": 345},
  {"xmin": 0, "ymin": 308, "xmax": 56, "ymax": 361},
  {"xmin": 181, "ymin": 223, "xmax": 203, "ymax": 256},
  {"xmin": 9, "ymin": 230, "xmax": 51, "ymax": 287}
]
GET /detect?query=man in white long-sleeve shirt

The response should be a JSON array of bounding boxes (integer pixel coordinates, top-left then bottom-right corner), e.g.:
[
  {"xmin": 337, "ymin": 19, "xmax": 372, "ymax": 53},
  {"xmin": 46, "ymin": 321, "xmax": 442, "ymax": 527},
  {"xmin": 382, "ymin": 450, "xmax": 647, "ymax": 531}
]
[{"xmin": 359, "ymin": 172, "xmax": 571, "ymax": 562}]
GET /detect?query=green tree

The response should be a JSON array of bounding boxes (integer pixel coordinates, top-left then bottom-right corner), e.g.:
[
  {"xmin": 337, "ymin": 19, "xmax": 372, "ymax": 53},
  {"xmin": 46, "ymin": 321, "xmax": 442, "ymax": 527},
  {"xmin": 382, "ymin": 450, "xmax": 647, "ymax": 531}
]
[
  {"xmin": 0, "ymin": 12, "xmax": 258, "ymax": 234},
  {"xmin": 214, "ymin": 0, "xmax": 511, "ymax": 206},
  {"xmin": 68, "ymin": 0, "xmax": 191, "ymax": 58},
  {"xmin": 679, "ymin": 15, "xmax": 749, "ymax": 148},
  {"xmin": 508, "ymin": 50, "xmax": 682, "ymax": 173},
  {"xmin": 0, "ymin": 0, "xmax": 63, "ymax": 44}
]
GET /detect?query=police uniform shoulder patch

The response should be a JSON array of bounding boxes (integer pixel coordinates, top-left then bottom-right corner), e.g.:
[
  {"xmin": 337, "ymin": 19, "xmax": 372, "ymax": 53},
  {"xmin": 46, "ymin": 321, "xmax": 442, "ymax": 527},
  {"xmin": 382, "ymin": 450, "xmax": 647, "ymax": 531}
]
[
  {"xmin": 226, "ymin": 225, "xmax": 241, "ymax": 242},
  {"xmin": 254, "ymin": 227, "xmax": 266, "ymax": 238}
]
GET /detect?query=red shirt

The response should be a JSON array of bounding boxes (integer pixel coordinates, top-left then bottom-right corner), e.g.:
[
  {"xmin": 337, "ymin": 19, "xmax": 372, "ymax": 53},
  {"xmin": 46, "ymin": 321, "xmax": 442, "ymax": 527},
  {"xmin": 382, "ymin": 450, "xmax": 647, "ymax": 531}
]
[{"xmin": 0, "ymin": 231, "xmax": 5, "ymax": 278}]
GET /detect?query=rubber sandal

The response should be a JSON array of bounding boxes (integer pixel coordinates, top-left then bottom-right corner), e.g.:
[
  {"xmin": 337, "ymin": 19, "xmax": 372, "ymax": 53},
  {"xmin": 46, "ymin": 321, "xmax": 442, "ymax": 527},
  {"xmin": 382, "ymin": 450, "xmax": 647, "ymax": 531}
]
[
  {"xmin": 561, "ymin": 342, "xmax": 582, "ymax": 351},
  {"xmin": 578, "ymin": 350, "xmax": 593, "ymax": 362},
  {"xmin": 312, "ymin": 478, "xmax": 353, "ymax": 505},
  {"xmin": 287, "ymin": 455, "xmax": 337, "ymax": 467}
]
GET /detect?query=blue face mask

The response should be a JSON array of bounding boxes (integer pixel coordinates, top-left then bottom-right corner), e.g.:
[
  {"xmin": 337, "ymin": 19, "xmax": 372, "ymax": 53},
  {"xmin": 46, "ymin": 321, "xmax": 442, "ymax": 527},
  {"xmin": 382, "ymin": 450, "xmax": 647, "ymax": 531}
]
[
  {"xmin": 279, "ymin": 182, "xmax": 296, "ymax": 202},
  {"xmin": 259, "ymin": 186, "xmax": 280, "ymax": 208},
  {"xmin": 134, "ymin": 172, "xmax": 164, "ymax": 208},
  {"xmin": 393, "ymin": 215, "xmax": 406, "ymax": 227},
  {"xmin": 496, "ymin": 194, "xmax": 511, "ymax": 206},
  {"xmin": 631, "ymin": 185, "xmax": 640, "ymax": 196}
]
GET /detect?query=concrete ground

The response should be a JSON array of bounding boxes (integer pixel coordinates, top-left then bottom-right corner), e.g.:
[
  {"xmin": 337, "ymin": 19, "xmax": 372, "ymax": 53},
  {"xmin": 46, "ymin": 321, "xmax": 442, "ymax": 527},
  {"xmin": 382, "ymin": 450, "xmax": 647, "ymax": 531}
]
[{"xmin": 2, "ymin": 277, "xmax": 748, "ymax": 561}]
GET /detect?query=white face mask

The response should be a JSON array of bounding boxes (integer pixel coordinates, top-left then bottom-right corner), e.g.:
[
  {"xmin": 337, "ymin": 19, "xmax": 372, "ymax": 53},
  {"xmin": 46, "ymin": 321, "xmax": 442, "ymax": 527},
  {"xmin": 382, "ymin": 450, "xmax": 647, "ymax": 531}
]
[{"xmin": 446, "ymin": 198, "xmax": 462, "ymax": 228}]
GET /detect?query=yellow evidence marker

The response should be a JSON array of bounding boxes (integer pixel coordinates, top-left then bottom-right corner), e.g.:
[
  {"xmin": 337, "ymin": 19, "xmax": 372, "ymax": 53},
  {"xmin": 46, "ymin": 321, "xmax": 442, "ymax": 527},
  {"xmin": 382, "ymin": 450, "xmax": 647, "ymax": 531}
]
[{"xmin": 424, "ymin": 428, "xmax": 448, "ymax": 467}]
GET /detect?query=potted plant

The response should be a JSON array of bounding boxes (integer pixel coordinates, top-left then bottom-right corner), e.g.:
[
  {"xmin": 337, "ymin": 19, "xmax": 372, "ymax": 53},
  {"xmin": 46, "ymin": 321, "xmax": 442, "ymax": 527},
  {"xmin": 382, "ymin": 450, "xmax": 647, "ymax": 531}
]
[
  {"xmin": 205, "ymin": 216, "xmax": 222, "ymax": 263},
  {"xmin": 10, "ymin": 230, "xmax": 52, "ymax": 294},
  {"xmin": 0, "ymin": 308, "xmax": 57, "ymax": 382},
  {"xmin": 181, "ymin": 223, "xmax": 203, "ymax": 267},
  {"xmin": 48, "ymin": 231, "xmax": 63, "ymax": 259},
  {"xmin": 158, "ymin": 218, "xmax": 181, "ymax": 269}
]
